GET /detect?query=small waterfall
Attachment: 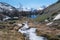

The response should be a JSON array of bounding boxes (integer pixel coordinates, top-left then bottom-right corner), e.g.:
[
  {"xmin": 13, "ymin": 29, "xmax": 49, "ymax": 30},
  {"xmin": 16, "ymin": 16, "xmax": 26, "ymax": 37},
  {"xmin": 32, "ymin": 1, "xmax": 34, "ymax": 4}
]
[{"xmin": 18, "ymin": 21, "xmax": 47, "ymax": 40}]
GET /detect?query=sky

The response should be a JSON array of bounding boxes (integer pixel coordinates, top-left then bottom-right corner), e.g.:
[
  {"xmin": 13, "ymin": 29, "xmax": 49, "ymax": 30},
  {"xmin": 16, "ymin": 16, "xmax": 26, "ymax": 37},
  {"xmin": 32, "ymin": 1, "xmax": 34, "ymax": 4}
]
[{"xmin": 0, "ymin": 0, "xmax": 58, "ymax": 9}]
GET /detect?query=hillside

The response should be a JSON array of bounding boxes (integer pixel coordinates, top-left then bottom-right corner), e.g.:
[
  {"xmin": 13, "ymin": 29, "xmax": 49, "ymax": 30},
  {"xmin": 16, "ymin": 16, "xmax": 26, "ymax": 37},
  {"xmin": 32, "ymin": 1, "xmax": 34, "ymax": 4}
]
[
  {"xmin": 33, "ymin": 1, "xmax": 60, "ymax": 40},
  {"xmin": 34, "ymin": 1, "xmax": 60, "ymax": 22},
  {"xmin": 0, "ymin": 2, "xmax": 19, "ymax": 21}
]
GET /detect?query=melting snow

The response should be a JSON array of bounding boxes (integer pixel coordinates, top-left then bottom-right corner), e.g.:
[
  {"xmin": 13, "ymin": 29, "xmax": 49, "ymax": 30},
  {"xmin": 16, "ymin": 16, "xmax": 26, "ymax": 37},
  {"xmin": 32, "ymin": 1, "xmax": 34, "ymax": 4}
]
[
  {"xmin": 46, "ymin": 22, "xmax": 53, "ymax": 26},
  {"xmin": 3, "ymin": 16, "xmax": 11, "ymax": 21}
]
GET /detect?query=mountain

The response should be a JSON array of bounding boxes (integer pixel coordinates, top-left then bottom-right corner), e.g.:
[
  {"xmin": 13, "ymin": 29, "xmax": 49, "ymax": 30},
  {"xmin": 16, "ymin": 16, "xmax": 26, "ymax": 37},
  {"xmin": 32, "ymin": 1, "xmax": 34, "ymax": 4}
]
[
  {"xmin": 0, "ymin": 2, "xmax": 17, "ymax": 12},
  {"xmin": 41, "ymin": 1, "xmax": 60, "ymax": 20},
  {"xmin": 35, "ymin": 1, "xmax": 60, "ymax": 21},
  {"xmin": 0, "ymin": 2, "xmax": 19, "ymax": 21}
]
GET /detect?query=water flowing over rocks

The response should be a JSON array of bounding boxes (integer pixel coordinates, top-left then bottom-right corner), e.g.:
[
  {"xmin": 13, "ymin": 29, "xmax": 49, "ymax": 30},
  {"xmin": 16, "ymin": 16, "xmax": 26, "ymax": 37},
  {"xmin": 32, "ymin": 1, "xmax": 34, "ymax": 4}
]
[{"xmin": 17, "ymin": 21, "xmax": 47, "ymax": 40}]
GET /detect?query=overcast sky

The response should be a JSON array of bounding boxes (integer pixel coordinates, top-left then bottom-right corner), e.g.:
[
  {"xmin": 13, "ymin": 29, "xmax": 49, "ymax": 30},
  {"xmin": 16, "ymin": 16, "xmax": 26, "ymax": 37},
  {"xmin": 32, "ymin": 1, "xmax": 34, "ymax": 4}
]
[{"xmin": 0, "ymin": 0, "xmax": 58, "ymax": 9}]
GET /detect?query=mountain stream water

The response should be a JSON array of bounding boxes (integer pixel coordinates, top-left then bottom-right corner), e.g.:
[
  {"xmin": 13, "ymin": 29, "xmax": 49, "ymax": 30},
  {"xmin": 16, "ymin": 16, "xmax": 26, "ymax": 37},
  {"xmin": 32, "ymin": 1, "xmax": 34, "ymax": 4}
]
[{"xmin": 18, "ymin": 22, "xmax": 47, "ymax": 40}]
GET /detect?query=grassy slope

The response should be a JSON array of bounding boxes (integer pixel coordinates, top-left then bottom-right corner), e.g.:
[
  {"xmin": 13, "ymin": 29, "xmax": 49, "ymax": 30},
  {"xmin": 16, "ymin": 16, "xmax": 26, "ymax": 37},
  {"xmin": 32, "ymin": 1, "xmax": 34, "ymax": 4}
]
[
  {"xmin": 0, "ymin": 20, "xmax": 25, "ymax": 40},
  {"xmin": 0, "ymin": 29, "xmax": 25, "ymax": 40}
]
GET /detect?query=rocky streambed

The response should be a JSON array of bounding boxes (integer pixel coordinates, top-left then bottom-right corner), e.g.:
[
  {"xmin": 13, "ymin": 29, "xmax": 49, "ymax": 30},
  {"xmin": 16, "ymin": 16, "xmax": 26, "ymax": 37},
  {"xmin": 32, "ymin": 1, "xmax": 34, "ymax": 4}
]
[{"xmin": 17, "ymin": 21, "xmax": 47, "ymax": 40}]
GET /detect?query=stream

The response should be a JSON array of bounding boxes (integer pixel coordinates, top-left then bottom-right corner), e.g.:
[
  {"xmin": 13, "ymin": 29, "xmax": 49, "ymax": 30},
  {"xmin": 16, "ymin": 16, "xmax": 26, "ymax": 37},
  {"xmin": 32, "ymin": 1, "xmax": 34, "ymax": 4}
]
[{"xmin": 18, "ymin": 21, "xmax": 47, "ymax": 40}]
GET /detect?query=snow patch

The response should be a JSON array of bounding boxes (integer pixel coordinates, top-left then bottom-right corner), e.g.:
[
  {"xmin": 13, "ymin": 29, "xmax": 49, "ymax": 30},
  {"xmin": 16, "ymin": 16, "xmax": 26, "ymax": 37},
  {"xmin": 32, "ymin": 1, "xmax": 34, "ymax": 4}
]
[
  {"xmin": 53, "ymin": 14, "xmax": 60, "ymax": 20},
  {"xmin": 46, "ymin": 22, "xmax": 53, "ymax": 26}
]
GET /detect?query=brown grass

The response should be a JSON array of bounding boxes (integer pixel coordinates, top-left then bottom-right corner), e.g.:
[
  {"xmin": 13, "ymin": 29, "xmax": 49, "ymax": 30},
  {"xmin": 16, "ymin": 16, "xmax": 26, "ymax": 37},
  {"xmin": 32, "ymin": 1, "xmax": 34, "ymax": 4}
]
[{"xmin": 0, "ymin": 29, "xmax": 25, "ymax": 40}]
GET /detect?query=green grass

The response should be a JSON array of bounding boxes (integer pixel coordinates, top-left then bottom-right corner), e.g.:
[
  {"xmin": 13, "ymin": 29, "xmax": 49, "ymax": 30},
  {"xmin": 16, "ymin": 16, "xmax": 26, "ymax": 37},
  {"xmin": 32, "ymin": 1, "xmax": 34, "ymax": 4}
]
[{"xmin": 34, "ymin": 14, "xmax": 49, "ymax": 22}]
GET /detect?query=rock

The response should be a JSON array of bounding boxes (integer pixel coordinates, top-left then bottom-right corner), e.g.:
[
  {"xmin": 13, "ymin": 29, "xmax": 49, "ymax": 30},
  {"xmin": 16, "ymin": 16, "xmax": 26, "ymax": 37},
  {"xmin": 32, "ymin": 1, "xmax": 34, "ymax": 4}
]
[
  {"xmin": 45, "ymin": 19, "xmax": 49, "ymax": 22},
  {"xmin": 0, "ymin": 25, "xmax": 5, "ymax": 29},
  {"xmin": 13, "ymin": 26, "xmax": 21, "ymax": 31}
]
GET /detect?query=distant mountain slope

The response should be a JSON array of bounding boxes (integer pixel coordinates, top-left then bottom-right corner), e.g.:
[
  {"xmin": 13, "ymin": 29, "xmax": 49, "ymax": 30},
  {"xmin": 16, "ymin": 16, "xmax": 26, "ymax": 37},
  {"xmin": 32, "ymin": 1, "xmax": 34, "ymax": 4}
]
[
  {"xmin": 43, "ymin": 1, "xmax": 60, "ymax": 20},
  {"xmin": 0, "ymin": 2, "xmax": 16, "ymax": 12},
  {"xmin": 43, "ymin": 1, "xmax": 60, "ymax": 15},
  {"xmin": 0, "ymin": 2, "xmax": 19, "ymax": 21},
  {"xmin": 34, "ymin": 1, "xmax": 60, "ymax": 22}
]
